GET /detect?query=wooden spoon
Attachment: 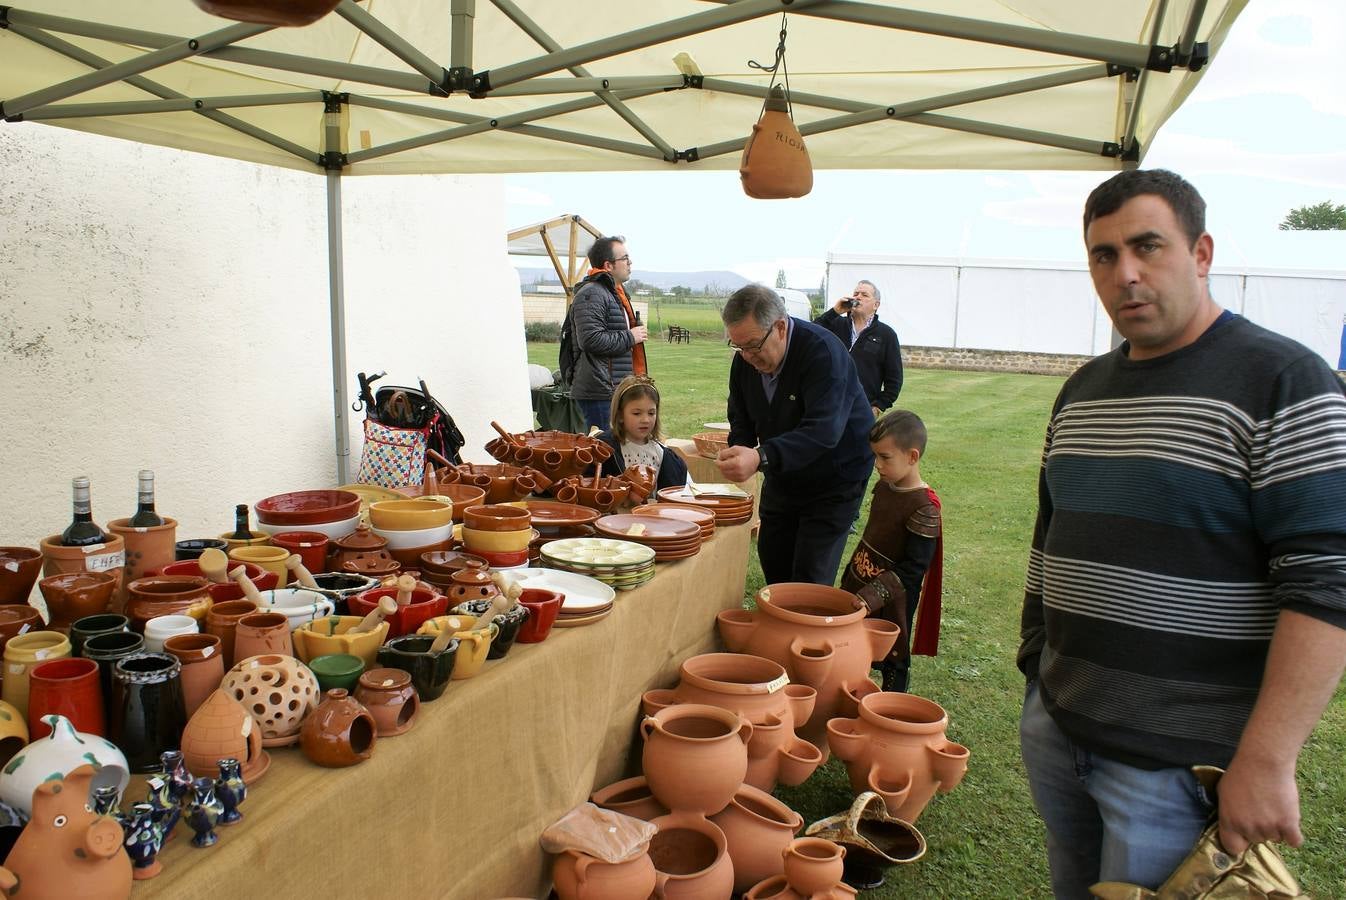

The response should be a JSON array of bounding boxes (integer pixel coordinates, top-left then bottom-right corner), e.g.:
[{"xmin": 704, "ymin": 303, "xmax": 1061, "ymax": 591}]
[
  {"xmin": 348, "ymin": 595, "xmax": 397, "ymax": 634},
  {"xmin": 198, "ymin": 548, "xmax": 230, "ymax": 584},
  {"xmin": 394, "ymin": 573, "xmax": 417, "ymax": 607},
  {"xmin": 284, "ymin": 554, "xmax": 320, "ymax": 589},
  {"xmin": 228, "ymin": 566, "xmax": 265, "ymax": 606},
  {"xmin": 490, "ymin": 420, "xmax": 523, "ymax": 446}
]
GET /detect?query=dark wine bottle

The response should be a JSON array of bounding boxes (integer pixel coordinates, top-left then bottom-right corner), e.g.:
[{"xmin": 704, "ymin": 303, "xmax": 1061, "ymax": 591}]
[
  {"xmin": 61, "ymin": 476, "xmax": 109, "ymax": 547},
  {"xmin": 128, "ymin": 469, "xmax": 165, "ymax": 527},
  {"xmin": 231, "ymin": 504, "xmax": 252, "ymax": 540}
]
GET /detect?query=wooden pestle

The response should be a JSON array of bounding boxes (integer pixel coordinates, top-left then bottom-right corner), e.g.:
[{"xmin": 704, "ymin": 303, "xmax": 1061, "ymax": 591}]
[
  {"xmin": 394, "ymin": 573, "xmax": 417, "ymax": 607},
  {"xmin": 349, "ymin": 595, "xmax": 397, "ymax": 634},
  {"xmin": 490, "ymin": 420, "xmax": 523, "ymax": 446},
  {"xmin": 488, "ymin": 571, "xmax": 523, "ymax": 609},
  {"xmin": 198, "ymin": 548, "xmax": 230, "ymax": 584},
  {"xmin": 284, "ymin": 554, "xmax": 320, "ymax": 589},
  {"xmin": 423, "ymin": 463, "xmax": 439, "ymax": 496},
  {"xmin": 428, "ymin": 621, "xmax": 459, "ymax": 653},
  {"xmin": 228, "ymin": 566, "xmax": 265, "ymax": 606}
]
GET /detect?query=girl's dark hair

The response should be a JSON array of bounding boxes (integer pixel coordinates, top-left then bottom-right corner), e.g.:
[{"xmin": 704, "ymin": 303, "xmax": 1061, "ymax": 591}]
[
  {"xmin": 870, "ymin": 409, "xmax": 927, "ymax": 455},
  {"xmin": 609, "ymin": 375, "xmax": 663, "ymax": 442}
]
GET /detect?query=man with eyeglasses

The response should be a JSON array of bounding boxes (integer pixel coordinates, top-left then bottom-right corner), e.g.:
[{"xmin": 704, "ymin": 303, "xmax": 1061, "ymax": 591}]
[
  {"xmin": 717, "ymin": 284, "xmax": 875, "ymax": 586},
  {"xmin": 564, "ymin": 235, "xmax": 649, "ymax": 431}
]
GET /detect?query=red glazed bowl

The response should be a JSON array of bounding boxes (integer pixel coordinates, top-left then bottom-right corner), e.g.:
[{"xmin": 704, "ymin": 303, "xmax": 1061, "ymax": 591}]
[
  {"xmin": 348, "ymin": 587, "xmax": 447, "ymax": 638},
  {"xmin": 516, "ymin": 588, "xmax": 563, "ymax": 643},
  {"xmin": 461, "ymin": 504, "xmax": 531, "ymax": 533},
  {"xmin": 255, "ymin": 490, "xmax": 361, "ymax": 526},
  {"xmin": 471, "ymin": 547, "xmax": 531, "ymax": 569}
]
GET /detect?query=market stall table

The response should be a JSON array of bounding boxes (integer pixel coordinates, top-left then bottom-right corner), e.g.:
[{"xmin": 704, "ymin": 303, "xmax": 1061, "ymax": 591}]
[{"xmin": 131, "ymin": 523, "xmax": 751, "ymax": 899}]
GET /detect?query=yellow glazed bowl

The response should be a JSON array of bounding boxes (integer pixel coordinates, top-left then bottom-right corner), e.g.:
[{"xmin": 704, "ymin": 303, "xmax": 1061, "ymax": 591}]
[
  {"xmin": 369, "ymin": 499, "xmax": 454, "ymax": 531},
  {"xmin": 219, "ymin": 531, "xmax": 271, "ymax": 551},
  {"xmin": 460, "ymin": 527, "xmax": 535, "ymax": 554},
  {"xmin": 416, "ymin": 615, "xmax": 496, "ymax": 680},
  {"xmin": 228, "ymin": 545, "xmax": 291, "ymax": 588},
  {"xmin": 292, "ymin": 615, "xmax": 390, "ymax": 668}
]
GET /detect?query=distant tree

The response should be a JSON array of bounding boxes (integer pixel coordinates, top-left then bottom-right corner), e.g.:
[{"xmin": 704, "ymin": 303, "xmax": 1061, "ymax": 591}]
[
  {"xmin": 775, "ymin": 269, "xmax": 788, "ymax": 288},
  {"xmin": 1280, "ymin": 201, "xmax": 1346, "ymax": 231},
  {"xmin": 670, "ymin": 285, "xmax": 692, "ymax": 298},
  {"xmin": 703, "ymin": 281, "xmax": 729, "ymax": 298}
]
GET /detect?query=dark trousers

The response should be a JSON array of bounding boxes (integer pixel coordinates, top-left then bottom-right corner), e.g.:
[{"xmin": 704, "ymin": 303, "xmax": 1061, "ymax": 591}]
[
  {"xmin": 577, "ymin": 399, "xmax": 610, "ymax": 433},
  {"xmin": 757, "ymin": 479, "xmax": 866, "ymax": 586}
]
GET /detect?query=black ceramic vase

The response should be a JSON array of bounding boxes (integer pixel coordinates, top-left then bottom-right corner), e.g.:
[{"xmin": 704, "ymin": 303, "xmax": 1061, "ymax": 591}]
[{"xmin": 111, "ymin": 653, "xmax": 186, "ymax": 773}]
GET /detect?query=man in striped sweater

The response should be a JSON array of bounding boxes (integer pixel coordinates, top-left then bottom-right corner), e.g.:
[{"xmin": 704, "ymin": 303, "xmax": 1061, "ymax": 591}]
[{"xmin": 1017, "ymin": 169, "xmax": 1346, "ymax": 897}]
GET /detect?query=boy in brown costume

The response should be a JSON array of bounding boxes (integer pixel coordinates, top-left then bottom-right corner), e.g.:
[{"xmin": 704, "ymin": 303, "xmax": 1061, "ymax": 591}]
[{"xmin": 839, "ymin": 410, "xmax": 944, "ymax": 692}]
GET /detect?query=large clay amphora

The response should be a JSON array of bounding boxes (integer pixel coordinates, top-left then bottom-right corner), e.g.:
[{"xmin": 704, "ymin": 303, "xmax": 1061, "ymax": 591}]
[
  {"xmin": 552, "ymin": 846, "xmax": 657, "ymax": 900},
  {"xmin": 717, "ymin": 583, "xmax": 899, "ymax": 752},
  {"xmin": 641, "ymin": 704, "xmax": 752, "ymax": 816},
  {"xmin": 826, "ymin": 692, "xmax": 969, "ymax": 822}
]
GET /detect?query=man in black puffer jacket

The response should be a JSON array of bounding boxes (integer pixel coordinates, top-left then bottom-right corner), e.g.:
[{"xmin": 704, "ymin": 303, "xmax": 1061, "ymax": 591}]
[{"xmin": 567, "ymin": 235, "xmax": 649, "ymax": 430}]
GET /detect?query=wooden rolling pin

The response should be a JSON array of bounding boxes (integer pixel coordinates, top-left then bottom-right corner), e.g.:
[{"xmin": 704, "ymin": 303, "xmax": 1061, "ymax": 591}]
[
  {"xmin": 228, "ymin": 566, "xmax": 265, "ymax": 606},
  {"xmin": 349, "ymin": 595, "xmax": 398, "ymax": 634},
  {"xmin": 198, "ymin": 548, "xmax": 231, "ymax": 584},
  {"xmin": 284, "ymin": 554, "xmax": 320, "ymax": 589}
]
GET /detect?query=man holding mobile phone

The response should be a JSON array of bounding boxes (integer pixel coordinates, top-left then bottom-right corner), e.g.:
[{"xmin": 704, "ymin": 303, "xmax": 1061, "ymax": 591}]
[{"xmin": 815, "ymin": 280, "xmax": 903, "ymax": 417}]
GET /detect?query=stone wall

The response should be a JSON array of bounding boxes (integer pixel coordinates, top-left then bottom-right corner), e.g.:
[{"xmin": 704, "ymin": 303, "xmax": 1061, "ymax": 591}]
[{"xmin": 904, "ymin": 345, "xmax": 1094, "ymax": 377}]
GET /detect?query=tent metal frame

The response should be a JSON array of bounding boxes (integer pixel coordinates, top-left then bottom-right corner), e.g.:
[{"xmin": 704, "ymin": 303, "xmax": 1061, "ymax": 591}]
[{"xmin": 0, "ymin": 0, "xmax": 1216, "ymax": 482}]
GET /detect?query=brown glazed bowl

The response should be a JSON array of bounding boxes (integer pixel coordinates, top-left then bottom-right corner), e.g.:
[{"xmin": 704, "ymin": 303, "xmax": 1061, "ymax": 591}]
[
  {"xmin": 461, "ymin": 504, "xmax": 531, "ymax": 533},
  {"xmin": 37, "ymin": 572, "xmax": 118, "ymax": 632},
  {"xmin": 0, "ymin": 548, "xmax": 43, "ymax": 604},
  {"xmin": 0, "ymin": 604, "xmax": 45, "ymax": 654},
  {"xmin": 255, "ymin": 490, "xmax": 361, "ymax": 527}
]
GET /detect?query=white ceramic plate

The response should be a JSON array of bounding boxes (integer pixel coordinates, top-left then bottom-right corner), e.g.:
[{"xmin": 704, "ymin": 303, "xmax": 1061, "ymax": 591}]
[
  {"xmin": 540, "ymin": 537, "xmax": 656, "ymax": 567},
  {"xmin": 508, "ymin": 567, "xmax": 617, "ymax": 613}
]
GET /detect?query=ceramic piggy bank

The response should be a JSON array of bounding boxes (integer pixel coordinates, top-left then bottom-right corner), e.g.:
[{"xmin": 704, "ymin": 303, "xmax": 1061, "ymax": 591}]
[{"xmin": 0, "ymin": 763, "xmax": 132, "ymax": 899}]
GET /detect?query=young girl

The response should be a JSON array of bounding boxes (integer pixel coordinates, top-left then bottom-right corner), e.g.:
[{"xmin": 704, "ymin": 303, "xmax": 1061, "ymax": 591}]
[{"xmin": 594, "ymin": 375, "xmax": 688, "ymax": 491}]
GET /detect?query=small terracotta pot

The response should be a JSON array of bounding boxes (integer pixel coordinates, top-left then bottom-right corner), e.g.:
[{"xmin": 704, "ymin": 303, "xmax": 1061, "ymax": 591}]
[
  {"xmin": 0, "ymin": 547, "xmax": 43, "ymax": 605},
  {"xmin": 376, "ymin": 635, "xmax": 457, "ymax": 702},
  {"xmin": 2, "ymin": 631, "xmax": 73, "ymax": 719},
  {"xmin": 641, "ymin": 704, "xmax": 752, "ymax": 816},
  {"xmin": 553, "ymin": 845, "xmax": 657, "ymax": 900},
  {"xmin": 648, "ymin": 811, "xmax": 735, "ymax": 899},
  {"xmin": 515, "ymin": 588, "xmax": 562, "ymax": 644},
  {"xmin": 27, "ymin": 657, "xmax": 104, "ymax": 739},
  {"xmin": 232, "ymin": 612, "xmax": 293, "ymax": 659},
  {"xmin": 354, "ymin": 667, "xmax": 419, "ymax": 736},
  {"xmin": 300, "ymin": 688, "xmax": 376, "ymax": 767},
  {"xmin": 268, "ymin": 531, "xmax": 330, "ymax": 577},
  {"xmin": 125, "ymin": 576, "xmax": 212, "ymax": 633},
  {"xmin": 163, "ymin": 633, "xmax": 226, "ymax": 718},
  {"xmin": 107, "ymin": 517, "xmax": 178, "ymax": 601},
  {"xmin": 204, "ymin": 599, "xmax": 260, "ymax": 667},
  {"xmin": 782, "ymin": 837, "xmax": 846, "ymax": 896},
  {"xmin": 0, "ymin": 604, "xmax": 45, "ymax": 655},
  {"xmin": 590, "ymin": 775, "xmax": 668, "ymax": 822}
]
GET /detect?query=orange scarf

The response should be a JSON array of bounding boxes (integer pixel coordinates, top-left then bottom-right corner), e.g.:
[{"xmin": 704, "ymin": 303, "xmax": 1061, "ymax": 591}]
[{"xmin": 588, "ymin": 267, "xmax": 648, "ymax": 376}]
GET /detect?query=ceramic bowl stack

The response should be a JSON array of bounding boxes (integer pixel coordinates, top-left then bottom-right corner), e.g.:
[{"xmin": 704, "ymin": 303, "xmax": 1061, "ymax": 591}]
[
  {"xmin": 510, "ymin": 568, "xmax": 617, "ymax": 628},
  {"xmin": 255, "ymin": 490, "xmax": 363, "ymax": 540},
  {"xmin": 594, "ymin": 514, "xmax": 703, "ymax": 562},
  {"xmin": 459, "ymin": 504, "xmax": 533, "ymax": 569},
  {"xmin": 632, "ymin": 503, "xmax": 716, "ymax": 542},
  {"xmin": 368, "ymin": 499, "xmax": 454, "ymax": 567},
  {"xmin": 417, "ymin": 549, "xmax": 488, "ymax": 593},
  {"xmin": 656, "ymin": 487, "xmax": 754, "ymax": 526},
  {"xmin": 538, "ymin": 537, "xmax": 656, "ymax": 592}
]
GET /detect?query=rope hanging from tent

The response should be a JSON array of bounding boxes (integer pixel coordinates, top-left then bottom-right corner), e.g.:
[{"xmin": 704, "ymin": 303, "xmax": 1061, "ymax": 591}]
[
  {"xmin": 748, "ymin": 13, "xmax": 794, "ymax": 122},
  {"xmin": 739, "ymin": 13, "xmax": 813, "ymax": 199}
]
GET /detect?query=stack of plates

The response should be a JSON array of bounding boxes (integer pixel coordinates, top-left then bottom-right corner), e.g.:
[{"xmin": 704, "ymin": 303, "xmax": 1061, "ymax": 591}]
[
  {"xmin": 510, "ymin": 567, "xmax": 617, "ymax": 627},
  {"xmin": 631, "ymin": 503, "xmax": 716, "ymax": 542},
  {"xmin": 594, "ymin": 514, "xmax": 702, "ymax": 561},
  {"xmin": 539, "ymin": 538, "xmax": 657, "ymax": 592},
  {"xmin": 655, "ymin": 487, "xmax": 754, "ymax": 526}
]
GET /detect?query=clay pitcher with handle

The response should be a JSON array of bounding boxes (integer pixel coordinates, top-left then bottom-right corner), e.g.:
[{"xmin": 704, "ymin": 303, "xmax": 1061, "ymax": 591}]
[{"xmin": 640, "ymin": 704, "xmax": 752, "ymax": 817}]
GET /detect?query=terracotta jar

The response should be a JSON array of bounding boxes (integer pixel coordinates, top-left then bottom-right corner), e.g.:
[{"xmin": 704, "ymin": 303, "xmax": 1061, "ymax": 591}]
[
  {"xmin": 648, "ymin": 811, "xmax": 735, "ymax": 899},
  {"xmin": 293, "ymin": 615, "xmax": 390, "ymax": 668},
  {"xmin": 2, "ymin": 630, "xmax": 72, "ymax": 719},
  {"xmin": 0, "ymin": 763, "xmax": 132, "ymax": 898},
  {"xmin": 347, "ymin": 587, "xmax": 446, "ymax": 638},
  {"xmin": 717, "ymin": 583, "xmax": 900, "ymax": 751},
  {"xmin": 204, "ymin": 599, "xmax": 260, "ymax": 667},
  {"xmin": 803, "ymin": 791, "xmax": 927, "ymax": 890},
  {"xmin": 826, "ymin": 692, "xmax": 969, "ymax": 822},
  {"xmin": 781, "ymin": 837, "xmax": 847, "ymax": 897},
  {"xmin": 299, "ymin": 688, "xmax": 376, "ymax": 767},
  {"xmin": 0, "ymin": 713, "xmax": 129, "ymax": 817},
  {"xmin": 232, "ymin": 612, "xmax": 294, "ymax": 659},
  {"xmin": 36, "ymin": 571, "xmax": 115, "ymax": 632},
  {"xmin": 163, "ymin": 633, "xmax": 226, "ymax": 717},
  {"xmin": 0, "ymin": 604, "xmax": 45, "ymax": 656},
  {"xmin": 107, "ymin": 516, "xmax": 178, "ymax": 599},
  {"xmin": 642, "ymin": 652, "xmax": 822, "ymax": 792},
  {"xmin": 590, "ymin": 775, "xmax": 668, "ymax": 822},
  {"xmin": 219, "ymin": 654, "xmax": 320, "ymax": 747},
  {"xmin": 327, "ymin": 524, "xmax": 391, "ymax": 570},
  {"xmin": 708, "ymin": 783, "xmax": 804, "ymax": 894},
  {"xmin": 38, "ymin": 532, "xmax": 126, "ymax": 599},
  {"xmin": 125, "ymin": 575, "xmax": 212, "ymax": 633},
  {"xmin": 354, "ymin": 667, "xmax": 419, "ymax": 736},
  {"xmin": 0, "ymin": 547, "xmax": 43, "ymax": 605},
  {"xmin": 26, "ymin": 656, "xmax": 104, "ymax": 739},
  {"xmin": 640, "ymin": 703, "xmax": 752, "ymax": 816},
  {"xmin": 179, "ymin": 689, "xmax": 270, "ymax": 782},
  {"xmin": 553, "ymin": 845, "xmax": 657, "ymax": 900}
]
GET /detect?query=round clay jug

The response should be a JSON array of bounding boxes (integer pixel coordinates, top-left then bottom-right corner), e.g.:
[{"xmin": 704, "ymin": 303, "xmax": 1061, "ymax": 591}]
[
  {"xmin": 648, "ymin": 811, "xmax": 735, "ymax": 899},
  {"xmin": 640, "ymin": 703, "xmax": 752, "ymax": 816},
  {"xmin": 826, "ymin": 691, "xmax": 969, "ymax": 823},
  {"xmin": 708, "ymin": 783, "xmax": 804, "ymax": 893},
  {"xmin": 590, "ymin": 775, "xmax": 668, "ymax": 822},
  {"xmin": 354, "ymin": 667, "xmax": 419, "ymax": 737},
  {"xmin": 716, "ymin": 583, "xmax": 900, "ymax": 751},
  {"xmin": 299, "ymin": 688, "xmax": 376, "ymax": 767},
  {"xmin": 125, "ymin": 575, "xmax": 212, "ymax": 633},
  {"xmin": 782, "ymin": 837, "xmax": 846, "ymax": 896},
  {"xmin": 553, "ymin": 846, "xmax": 657, "ymax": 900}
]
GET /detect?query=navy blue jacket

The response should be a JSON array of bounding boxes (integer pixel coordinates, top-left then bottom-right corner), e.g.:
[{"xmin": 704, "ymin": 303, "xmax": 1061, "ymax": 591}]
[
  {"xmin": 593, "ymin": 430, "xmax": 689, "ymax": 491},
  {"xmin": 727, "ymin": 318, "xmax": 875, "ymax": 497}
]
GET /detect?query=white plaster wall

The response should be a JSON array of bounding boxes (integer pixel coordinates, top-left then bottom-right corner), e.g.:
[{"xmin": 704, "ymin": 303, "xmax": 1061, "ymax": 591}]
[{"xmin": 0, "ymin": 125, "xmax": 530, "ymax": 554}]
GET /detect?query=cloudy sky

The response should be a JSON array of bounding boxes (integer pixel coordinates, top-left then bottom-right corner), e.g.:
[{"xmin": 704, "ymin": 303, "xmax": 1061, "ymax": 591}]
[{"xmin": 503, "ymin": 1, "xmax": 1346, "ymax": 288}]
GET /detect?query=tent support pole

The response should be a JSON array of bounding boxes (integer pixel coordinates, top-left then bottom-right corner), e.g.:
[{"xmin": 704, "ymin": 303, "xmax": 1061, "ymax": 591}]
[
  {"xmin": 326, "ymin": 168, "xmax": 352, "ymax": 486},
  {"xmin": 336, "ymin": 1, "xmax": 448, "ymax": 88}
]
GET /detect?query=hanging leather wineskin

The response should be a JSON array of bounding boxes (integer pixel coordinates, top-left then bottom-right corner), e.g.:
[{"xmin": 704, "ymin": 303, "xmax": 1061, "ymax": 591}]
[
  {"xmin": 192, "ymin": 0, "xmax": 341, "ymax": 27},
  {"xmin": 740, "ymin": 84, "xmax": 814, "ymax": 199}
]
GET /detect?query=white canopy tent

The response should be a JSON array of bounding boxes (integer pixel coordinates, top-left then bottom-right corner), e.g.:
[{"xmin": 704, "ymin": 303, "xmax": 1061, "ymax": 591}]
[{"xmin": 0, "ymin": 0, "xmax": 1246, "ymax": 480}]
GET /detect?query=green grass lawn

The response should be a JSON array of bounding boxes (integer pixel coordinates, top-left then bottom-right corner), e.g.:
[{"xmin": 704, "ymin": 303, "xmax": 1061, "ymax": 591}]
[
  {"xmin": 641, "ymin": 301, "xmax": 728, "ymax": 336},
  {"xmin": 526, "ymin": 340, "xmax": 1346, "ymax": 898}
]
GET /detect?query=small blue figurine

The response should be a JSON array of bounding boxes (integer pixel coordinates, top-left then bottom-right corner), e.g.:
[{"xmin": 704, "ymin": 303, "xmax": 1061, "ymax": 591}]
[
  {"xmin": 161, "ymin": 750, "xmax": 193, "ymax": 805},
  {"xmin": 215, "ymin": 757, "xmax": 246, "ymax": 825},
  {"xmin": 124, "ymin": 802, "xmax": 166, "ymax": 880},
  {"xmin": 145, "ymin": 775, "xmax": 181, "ymax": 841},
  {"xmin": 186, "ymin": 777, "xmax": 224, "ymax": 848},
  {"xmin": 91, "ymin": 784, "xmax": 122, "ymax": 819}
]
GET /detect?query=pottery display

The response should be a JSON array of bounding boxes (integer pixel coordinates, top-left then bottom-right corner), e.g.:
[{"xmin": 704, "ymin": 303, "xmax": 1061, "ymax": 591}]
[
  {"xmin": 451, "ymin": 598, "xmax": 528, "ymax": 659},
  {"xmin": 293, "ymin": 615, "xmax": 389, "ymax": 667},
  {"xmin": 82, "ymin": 632, "xmax": 146, "ymax": 723},
  {"xmin": 440, "ymin": 462, "xmax": 553, "ymax": 503},
  {"xmin": 590, "ymin": 776, "xmax": 668, "ymax": 822},
  {"xmin": 38, "ymin": 571, "xmax": 117, "ymax": 632},
  {"xmin": 163, "ymin": 633, "xmax": 226, "ymax": 717},
  {"xmin": 228, "ymin": 545, "xmax": 291, "ymax": 588},
  {"xmin": 326, "ymin": 524, "xmax": 393, "ymax": 571},
  {"xmin": 647, "ymin": 811, "xmax": 736, "ymax": 900},
  {"xmin": 255, "ymin": 490, "xmax": 361, "ymax": 527},
  {"xmin": 826, "ymin": 692, "xmax": 969, "ymax": 822},
  {"xmin": 110, "ymin": 653, "xmax": 186, "ymax": 773},
  {"xmin": 0, "ymin": 713, "xmax": 129, "ymax": 817},
  {"xmin": 377, "ymin": 635, "xmax": 458, "ymax": 702},
  {"xmin": 107, "ymin": 516, "xmax": 178, "ymax": 601},
  {"xmin": 38, "ymin": 532, "xmax": 126, "ymax": 597},
  {"xmin": 0, "ymin": 700, "xmax": 28, "ymax": 768},
  {"xmin": 717, "ymin": 583, "xmax": 900, "ymax": 751},
  {"xmin": 186, "ymin": 776, "xmax": 225, "ymax": 847},
  {"xmin": 780, "ymin": 837, "xmax": 848, "ymax": 897},
  {"xmin": 204, "ymin": 599, "xmax": 260, "ymax": 667},
  {"xmin": 642, "ymin": 652, "xmax": 822, "ymax": 792},
  {"xmin": 0, "ymin": 604, "xmax": 45, "ymax": 656},
  {"xmin": 299, "ymin": 688, "xmax": 376, "ymax": 767},
  {"xmin": 123, "ymin": 801, "xmax": 164, "ymax": 880},
  {"xmin": 180, "ymin": 689, "xmax": 270, "ymax": 782},
  {"xmin": 354, "ymin": 667, "xmax": 419, "ymax": 737},
  {"xmin": 2, "ymin": 630, "xmax": 72, "ymax": 719},
  {"xmin": 70, "ymin": 613, "xmax": 130, "ymax": 657},
  {"xmin": 268, "ymin": 531, "xmax": 330, "ymax": 577},
  {"xmin": 216, "ymin": 757, "xmax": 247, "ymax": 824},
  {"xmin": 125, "ymin": 575, "xmax": 213, "ymax": 633},
  {"xmin": 308, "ymin": 572, "xmax": 380, "ymax": 615},
  {"xmin": 803, "ymin": 791, "xmax": 926, "ymax": 890},
  {"xmin": 220, "ymin": 654, "xmax": 320, "ymax": 747},
  {"xmin": 257, "ymin": 587, "xmax": 336, "ymax": 631},
  {"xmin": 552, "ymin": 845, "xmax": 657, "ymax": 900},
  {"xmin": 152, "ymin": 560, "xmax": 279, "ymax": 600},
  {"xmin": 0, "ymin": 547, "xmax": 43, "ymax": 605},
  {"xmin": 641, "ymin": 704, "xmax": 752, "ymax": 816},
  {"xmin": 143, "ymin": 614, "xmax": 199, "ymax": 652},
  {"xmin": 515, "ymin": 588, "xmax": 562, "ymax": 643},
  {"xmin": 348, "ymin": 586, "xmax": 447, "ymax": 638},
  {"xmin": 232, "ymin": 611, "xmax": 294, "ymax": 659},
  {"xmin": 415, "ymin": 615, "xmax": 495, "ymax": 679},
  {"xmin": 308, "ymin": 653, "xmax": 365, "ymax": 693},
  {"xmin": 708, "ymin": 783, "xmax": 805, "ymax": 893},
  {"xmin": 27, "ymin": 656, "xmax": 104, "ymax": 739},
  {"xmin": 175, "ymin": 538, "xmax": 228, "ymax": 561},
  {"xmin": 551, "ymin": 475, "xmax": 633, "ymax": 513},
  {"xmin": 0, "ymin": 763, "xmax": 132, "ymax": 898}
]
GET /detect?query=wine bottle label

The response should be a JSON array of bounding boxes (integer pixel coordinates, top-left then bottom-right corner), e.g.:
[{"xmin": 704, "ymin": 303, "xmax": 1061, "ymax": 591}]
[{"xmin": 85, "ymin": 550, "xmax": 126, "ymax": 571}]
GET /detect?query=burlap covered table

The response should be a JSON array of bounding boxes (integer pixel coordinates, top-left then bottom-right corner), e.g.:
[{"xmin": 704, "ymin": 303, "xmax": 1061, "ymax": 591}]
[{"xmin": 133, "ymin": 523, "xmax": 751, "ymax": 899}]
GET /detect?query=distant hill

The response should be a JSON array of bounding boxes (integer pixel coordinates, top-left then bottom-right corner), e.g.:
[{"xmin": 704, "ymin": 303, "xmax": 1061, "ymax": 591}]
[{"xmin": 515, "ymin": 267, "xmax": 752, "ymax": 293}]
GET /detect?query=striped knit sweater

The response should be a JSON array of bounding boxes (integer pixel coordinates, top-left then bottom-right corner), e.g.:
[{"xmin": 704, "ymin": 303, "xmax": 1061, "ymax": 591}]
[{"xmin": 1018, "ymin": 314, "xmax": 1346, "ymax": 769}]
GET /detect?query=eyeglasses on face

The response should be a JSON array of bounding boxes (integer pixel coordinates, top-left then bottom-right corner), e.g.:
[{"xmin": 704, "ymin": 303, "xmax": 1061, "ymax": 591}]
[
  {"xmin": 610, "ymin": 255, "xmax": 631, "ymax": 264},
  {"xmin": 727, "ymin": 328, "xmax": 774, "ymax": 354}
]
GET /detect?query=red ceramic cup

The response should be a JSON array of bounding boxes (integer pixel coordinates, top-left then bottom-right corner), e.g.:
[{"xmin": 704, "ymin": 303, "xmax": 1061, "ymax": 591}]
[
  {"xmin": 27, "ymin": 657, "xmax": 104, "ymax": 738},
  {"xmin": 516, "ymin": 588, "xmax": 563, "ymax": 644},
  {"xmin": 270, "ymin": 531, "xmax": 331, "ymax": 576}
]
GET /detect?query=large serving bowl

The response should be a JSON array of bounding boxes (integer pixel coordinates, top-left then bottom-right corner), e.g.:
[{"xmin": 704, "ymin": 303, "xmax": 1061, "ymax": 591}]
[
  {"xmin": 460, "ymin": 527, "xmax": 537, "ymax": 554},
  {"xmin": 369, "ymin": 499, "xmax": 453, "ymax": 531},
  {"xmin": 255, "ymin": 490, "xmax": 361, "ymax": 527},
  {"xmin": 484, "ymin": 429, "xmax": 614, "ymax": 481},
  {"xmin": 254, "ymin": 514, "xmax": 361, "ymax": 541}
]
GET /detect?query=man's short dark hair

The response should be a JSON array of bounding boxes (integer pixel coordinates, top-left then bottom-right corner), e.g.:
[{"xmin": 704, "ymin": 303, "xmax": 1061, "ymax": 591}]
[
  {"xmin": 588, "ymin": 235, "xmax": 626, "ymax": 268},
  {"xmin": 1083, "ymin": 169, "xmax": 1206, "ymax": 247},
  {"xmin": 722, "ymin": 284, "xmax": 786, "ymax": 332},
  {"xmin": 870, "ymin": 409, "xmax": 927, "ymax": 455}
]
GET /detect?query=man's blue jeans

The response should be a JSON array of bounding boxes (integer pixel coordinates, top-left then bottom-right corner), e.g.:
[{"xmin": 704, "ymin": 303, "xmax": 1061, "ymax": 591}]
[
  {"xmin": 577, "ymin": 399, "xmax": 610, "ymax": 433},
  {"xmin": 1019, "ymin": 680, "xmax": 1214, "ymax": 898}
]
